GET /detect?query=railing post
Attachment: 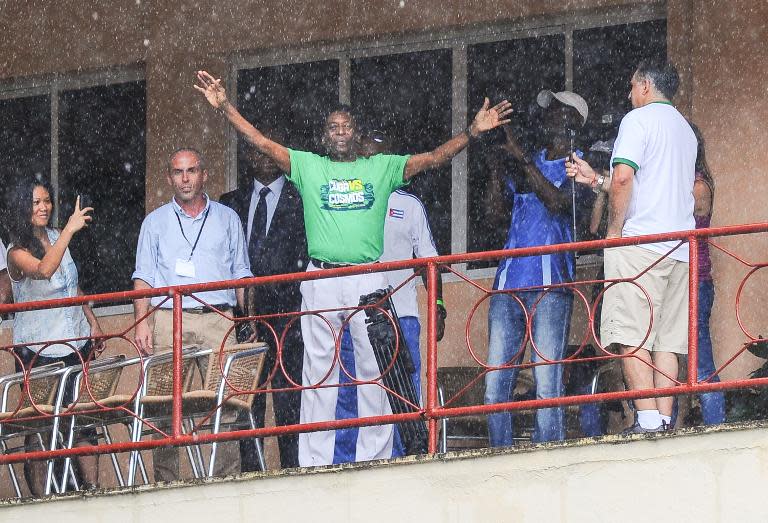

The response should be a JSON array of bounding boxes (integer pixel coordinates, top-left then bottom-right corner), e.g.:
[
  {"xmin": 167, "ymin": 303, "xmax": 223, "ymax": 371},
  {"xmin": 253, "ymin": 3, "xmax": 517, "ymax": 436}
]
[
  {"xmin": 425, "ymin": 262, "xmax": 439, "ymax": 454},
  {"xmin": 688, "ymin": 235, "xmax": 699, "ymax": 386},
  {"xmin": 172, "ymin": 291, "xmax": 183, "ymax": 438}
]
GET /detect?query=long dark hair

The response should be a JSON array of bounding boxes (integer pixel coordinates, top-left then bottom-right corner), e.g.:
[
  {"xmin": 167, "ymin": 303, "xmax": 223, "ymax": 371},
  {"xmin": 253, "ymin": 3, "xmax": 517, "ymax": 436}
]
[
  {"xmin": 689, "ymin": 122, "xmax": 714, "ymax": 192},
  {"xmin": 6, "ymin": 177, "xmax": 53, "ymax": 259}
]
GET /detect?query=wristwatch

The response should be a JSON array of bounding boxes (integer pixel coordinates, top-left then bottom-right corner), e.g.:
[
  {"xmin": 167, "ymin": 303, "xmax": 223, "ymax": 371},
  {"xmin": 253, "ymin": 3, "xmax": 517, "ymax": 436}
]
[{"xmin": 592, "ymin": 173, "xmax": 607, "ymax": 194}]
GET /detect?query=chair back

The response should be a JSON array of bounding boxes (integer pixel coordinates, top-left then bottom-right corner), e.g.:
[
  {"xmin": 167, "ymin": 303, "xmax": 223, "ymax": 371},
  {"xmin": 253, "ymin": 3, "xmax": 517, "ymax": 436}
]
[
  {"xmin": 437, "ymin": 366, "xmax": 486, "ymax": 408},
  {"xmin": 70, "ymin": 355, "xmax": 127, "ymax": 405},
  {"xmin": 203, "ymin": 343, "xmax": 268, "ymax": 406},
  {"xmin": 1, "ymin": 362, "xmax": 65, "ymax": 414},
  {"xmin": 21, "ymin": 365, "xmax": 67, "ymax": 411},
  {"xmin": 145, "ymin": 347, "xmax": 202, "ymax": 396}
]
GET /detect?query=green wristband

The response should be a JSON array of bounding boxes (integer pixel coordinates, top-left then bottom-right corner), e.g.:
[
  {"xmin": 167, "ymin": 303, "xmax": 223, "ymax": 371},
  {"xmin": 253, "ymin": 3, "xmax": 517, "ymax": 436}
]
[{"xmin": 436, "ymin": 299, "xmax": 445, "ymax": 307}]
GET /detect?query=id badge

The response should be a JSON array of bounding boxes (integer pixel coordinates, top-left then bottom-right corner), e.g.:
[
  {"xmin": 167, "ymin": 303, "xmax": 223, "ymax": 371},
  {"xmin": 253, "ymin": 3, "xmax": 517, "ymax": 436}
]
[{"xmin": 175, "ymin": 258, "xmax": 196, "ymax": 278}]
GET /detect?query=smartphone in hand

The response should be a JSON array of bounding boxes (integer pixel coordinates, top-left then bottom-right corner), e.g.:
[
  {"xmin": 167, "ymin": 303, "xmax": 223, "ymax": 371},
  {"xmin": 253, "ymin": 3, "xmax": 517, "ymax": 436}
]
[{"xmin": 79, "ymin": 194, "xmax": 93, "ymax": 210}]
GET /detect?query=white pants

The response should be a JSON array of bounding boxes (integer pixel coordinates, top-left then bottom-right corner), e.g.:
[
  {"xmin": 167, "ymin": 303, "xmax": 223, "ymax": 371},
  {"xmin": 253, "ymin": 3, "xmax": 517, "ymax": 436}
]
[{"xmin": 298, "ymin": 262, "xmax": 394, "ymax": 466}]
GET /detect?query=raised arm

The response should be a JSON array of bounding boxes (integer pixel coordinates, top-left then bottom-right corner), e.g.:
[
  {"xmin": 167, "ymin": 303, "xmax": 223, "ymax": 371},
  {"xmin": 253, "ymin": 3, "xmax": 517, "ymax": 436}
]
[
  {"xmin": 194, "ymin": 70, "xmax": 291, "ymax": 173},
  {"xmin": 499, "ymin": 126, "xmax": 570, "ymax": 215},
  {"xmin": 8, "ymin": 197, "xmax": 92, "ymax": 281},
  {"xmin": 403, "ymin": 98, "xmax": 512, "ymax": 181}
]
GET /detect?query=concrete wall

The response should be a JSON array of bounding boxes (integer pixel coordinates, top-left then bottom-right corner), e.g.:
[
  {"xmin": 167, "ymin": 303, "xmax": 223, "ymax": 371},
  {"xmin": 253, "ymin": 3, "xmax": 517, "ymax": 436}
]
[
  {"xmin": 4, "ymin": 1, "xmax": 766, "ymax": 381},
  {"xmin": 3, "ymin": 425, "xmax": 768, "ymax": 522}
]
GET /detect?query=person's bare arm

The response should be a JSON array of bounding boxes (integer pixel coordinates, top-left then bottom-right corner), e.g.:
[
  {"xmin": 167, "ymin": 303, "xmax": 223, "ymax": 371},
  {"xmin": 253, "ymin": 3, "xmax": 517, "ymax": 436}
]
[
  {"xmin": 194, "ymin": 70, "xmax": 291, "ymax": 173},
  {"xmin": 403, "ymin": 98, "xmax": 512, "ymax": 180},
  {"xmin": 693, "ymin": 179, "xmax": 713, "ymax": 216},
  {"xmin": 78, "ymin": 286, "xmax": 105, "ymax": 355},
  {"xmin": 590, "ymin": 191, "xmax": 608, "ymax": 237},
  {"xmin": 605, "ymin": 164, "xmax": 635, "ymax": 239},
  {"xmin": 419, "ymin": 271, "xmax": 445, "ymax": 341},
  {"xmin": 499, "ymin": 126, "xmax": 569, "ymax": 215},
  {"xmin": 0, "ymin": 270, "xmax": 11, "ymax": 304},
  {"xmin": 484, "ymin": 151, "xmax": 510, "ymax": 227},
  {"xmin": 235, "ymin": 286, "xmax": 246, "ymax": 312},
  {"xmin": 8, "ymin": 197, "xmax": 92, "ymax": 280},
  {"xmin": 133, "ymin": 278, "xmax": 154, "ymax": 355}
]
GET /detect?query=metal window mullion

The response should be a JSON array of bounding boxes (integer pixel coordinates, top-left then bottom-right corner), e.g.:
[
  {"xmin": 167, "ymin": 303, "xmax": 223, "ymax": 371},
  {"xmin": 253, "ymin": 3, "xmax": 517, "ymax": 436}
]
[
  {"xmin": 451, "ymin": 45, "xmax": 468, "ymax": 266},
  {"xmin": 50, "ymin": 78, "xmax": 60, "ymax": 227},
  {"xmin": 565, "ymin": 28, "xmax": 574, "ymax": 91}
]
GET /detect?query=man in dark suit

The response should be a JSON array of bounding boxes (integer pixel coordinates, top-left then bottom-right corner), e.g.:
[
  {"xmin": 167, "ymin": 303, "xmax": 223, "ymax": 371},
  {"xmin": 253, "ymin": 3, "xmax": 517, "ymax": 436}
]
[{"xmin": 220, "ymin": 133, "xmax": 307, "ymax": 470}]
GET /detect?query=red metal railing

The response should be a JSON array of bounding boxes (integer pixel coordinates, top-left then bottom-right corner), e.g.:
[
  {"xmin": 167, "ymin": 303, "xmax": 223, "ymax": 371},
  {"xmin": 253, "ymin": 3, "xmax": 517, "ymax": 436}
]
[{"xmin": 2, "ymin": 222, "xmax": 768, "ymax": 466}]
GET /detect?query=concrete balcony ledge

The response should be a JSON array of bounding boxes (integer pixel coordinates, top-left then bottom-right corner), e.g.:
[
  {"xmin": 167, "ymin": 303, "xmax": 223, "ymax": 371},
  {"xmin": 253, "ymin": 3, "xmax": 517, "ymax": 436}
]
[{"xmin": 3, "ymin": 421, "xmax": 768, "ymax": 522}]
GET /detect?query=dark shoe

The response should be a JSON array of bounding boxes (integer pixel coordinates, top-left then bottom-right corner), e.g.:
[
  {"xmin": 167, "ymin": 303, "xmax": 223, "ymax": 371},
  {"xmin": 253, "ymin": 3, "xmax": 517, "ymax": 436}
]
[{"xmin": 621, "ymin": 421, "xmax": 664, "ymax": 434}]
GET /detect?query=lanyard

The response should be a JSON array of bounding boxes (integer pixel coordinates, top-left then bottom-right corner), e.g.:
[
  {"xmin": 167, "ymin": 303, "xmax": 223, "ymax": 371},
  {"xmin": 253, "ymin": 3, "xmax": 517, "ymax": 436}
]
[{"xmin": 175, "ymin": 207, "xmax": 210, "ymax": 261}]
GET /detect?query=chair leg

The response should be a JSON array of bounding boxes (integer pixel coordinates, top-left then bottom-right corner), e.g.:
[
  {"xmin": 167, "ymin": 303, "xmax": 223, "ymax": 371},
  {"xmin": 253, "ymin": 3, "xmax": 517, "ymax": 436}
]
[
  {"xmin": 61, "ymin": 414, "xmax": 79, "ymax": 493},
  {"xmin": 182, "ymin": 419, "xmax": 201, "ymax": 479},
  {"xmin": 438, "ymin": 386, "xmax": 447, "ymax": 453},
  {"xmin": 1, "ymin": 440, "xmax": 22, "ymax": 498},
  {"xmin": 40, "ymin": 429, "xmax": 64, "ymax": 495},
  {"xmin": 59, "ymin": 430, "xmax": 80, "ymax": 493},
  {"xmin": 207, "ymin": 408, "xmax": 224, "ymax": 478},
  {"xmin": 248, "ymin": 411, "xmax": 266, "ymax": 472},
  {"xmin": 136, "ymin": 450, "xmax": 149, "ymax": 484},
  {"xmin": 185, "ymin": 418, "xmax": 206, "ymax": 478},
  {"xmin": 126, "ymin": 409, "xmax": 144, "ymax": 486},
  {"xmin": 101, "ymin": 425, "xmax": 124, "ymax": 487}
]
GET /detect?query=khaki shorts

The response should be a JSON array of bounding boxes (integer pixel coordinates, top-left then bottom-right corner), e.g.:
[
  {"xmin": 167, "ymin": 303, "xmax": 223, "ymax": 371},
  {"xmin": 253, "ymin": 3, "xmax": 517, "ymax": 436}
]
[{"xmin": 601, "ymin": 245, "xmax": 689, "ymax": 354}]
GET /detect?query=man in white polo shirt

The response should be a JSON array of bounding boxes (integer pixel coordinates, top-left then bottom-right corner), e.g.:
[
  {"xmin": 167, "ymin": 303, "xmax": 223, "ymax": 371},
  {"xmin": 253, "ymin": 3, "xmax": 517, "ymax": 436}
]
[{"xmin": 596, "ymin": 61, "xmax": 696, "ymax": 433}]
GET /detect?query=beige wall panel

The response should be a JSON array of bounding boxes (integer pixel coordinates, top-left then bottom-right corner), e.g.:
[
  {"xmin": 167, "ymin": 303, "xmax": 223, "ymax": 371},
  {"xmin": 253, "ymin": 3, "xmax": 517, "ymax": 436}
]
[
  {"xmin": 0, "ymin": 1, "xmax": 146, "ymax": 78},
  {"xmin": 687, "ymin": 0, "xmax": 768, "ymax": 380}
]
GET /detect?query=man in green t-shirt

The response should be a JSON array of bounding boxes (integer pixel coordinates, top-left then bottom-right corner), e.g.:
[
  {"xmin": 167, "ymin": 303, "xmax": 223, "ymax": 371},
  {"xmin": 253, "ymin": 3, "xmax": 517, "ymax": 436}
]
[{"xmin": 195, "ymin": 70, "xmax": 511, "ymax": 466}]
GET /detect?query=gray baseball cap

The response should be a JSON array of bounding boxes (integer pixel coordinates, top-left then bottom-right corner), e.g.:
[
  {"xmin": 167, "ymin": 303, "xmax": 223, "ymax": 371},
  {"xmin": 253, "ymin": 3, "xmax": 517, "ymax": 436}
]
[{"xmin": 536, "ymin": 89, "xmax": 589, "ymax": 126}]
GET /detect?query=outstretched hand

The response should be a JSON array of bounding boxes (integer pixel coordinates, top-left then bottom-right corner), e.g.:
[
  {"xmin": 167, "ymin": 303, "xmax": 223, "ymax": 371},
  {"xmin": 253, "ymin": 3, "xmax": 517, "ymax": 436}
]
[
  {"xmin": 565, "ymin": 155, "xmax": 598, "ymax": 186},
  {"xmin": 63, "ymin": 195, "xmax": 93, "ymax": 235},
  {"xmin": 470, "ymin": 98, "xmax": 513, "ymax": 135},
  {"xmin": 194, "ymin": 70, "xmax": 229, "ymax": 109}
]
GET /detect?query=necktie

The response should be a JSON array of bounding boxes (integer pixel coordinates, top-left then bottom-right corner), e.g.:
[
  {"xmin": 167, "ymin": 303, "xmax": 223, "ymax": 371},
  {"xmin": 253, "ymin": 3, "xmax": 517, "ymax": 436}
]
[{"xmin": 248, "ymin": 187, "xmax": 271, "ymax": 264}]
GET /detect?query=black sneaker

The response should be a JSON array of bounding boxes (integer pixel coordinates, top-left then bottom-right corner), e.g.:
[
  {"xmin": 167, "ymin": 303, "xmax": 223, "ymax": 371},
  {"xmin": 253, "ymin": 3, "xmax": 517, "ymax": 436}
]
[{"xmin": 621, "ymin": 421, "xmax": 664, "ymax": 434}]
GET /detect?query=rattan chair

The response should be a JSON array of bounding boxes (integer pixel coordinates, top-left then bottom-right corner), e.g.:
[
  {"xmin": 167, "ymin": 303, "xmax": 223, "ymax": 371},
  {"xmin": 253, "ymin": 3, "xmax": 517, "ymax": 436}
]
[
  {"xmin": 59, "ymin": 354, "xmax": 140, "ymax": 490},
  {"xmin": 0, "ymin": 362, "xmax": 65, "ymax": 498},
  {"xmin": 437, "ymin": 366, "xmax": 491, "ymax": 453},
  {"xmin": 0, "ymin": 360, "xmax": 80, "ymax": 495},
  {"xmin": 138, "ymin": 342, "xmax": 268, "ymax": 477},
  {"xmin": 125, "ymin": 345, "xmax": 211, "ymax": 485}
]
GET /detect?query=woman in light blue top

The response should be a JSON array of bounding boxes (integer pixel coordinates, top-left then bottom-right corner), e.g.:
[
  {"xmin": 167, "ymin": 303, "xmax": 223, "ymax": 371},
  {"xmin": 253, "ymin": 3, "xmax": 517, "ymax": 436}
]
[{"xmin": 6, "ymin": 178, "xmax": 104, "ymax": 494}]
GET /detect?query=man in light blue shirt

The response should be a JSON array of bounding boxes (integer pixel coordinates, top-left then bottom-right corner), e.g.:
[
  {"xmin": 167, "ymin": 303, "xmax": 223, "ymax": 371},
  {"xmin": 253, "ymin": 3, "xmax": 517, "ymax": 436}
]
[{"xmin": 132, "ymin": 147, "xmax": 252, "ymax": 481}]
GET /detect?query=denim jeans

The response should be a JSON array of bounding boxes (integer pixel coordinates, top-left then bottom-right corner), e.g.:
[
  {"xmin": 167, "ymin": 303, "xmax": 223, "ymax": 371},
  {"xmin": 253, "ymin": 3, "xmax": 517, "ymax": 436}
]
[
  {"xmin": 696, "ymin": 279, "xmax": 725, "ymax": 425},
  {"xmin": 484, "ymin": 290, "xmax": 573, "ymax": 445}
]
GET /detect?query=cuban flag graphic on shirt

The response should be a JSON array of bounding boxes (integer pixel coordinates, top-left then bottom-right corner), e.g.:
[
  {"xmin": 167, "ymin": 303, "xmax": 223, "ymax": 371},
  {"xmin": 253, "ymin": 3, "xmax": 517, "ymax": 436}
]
[{"xmin": 389, "ymin": 207, "xmax": 405, "ymax": 219}]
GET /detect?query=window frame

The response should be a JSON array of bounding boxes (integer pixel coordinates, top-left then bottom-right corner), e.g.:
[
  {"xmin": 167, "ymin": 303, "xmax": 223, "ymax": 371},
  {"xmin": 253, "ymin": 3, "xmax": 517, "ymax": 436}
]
[
  {"xmin": 0, "ymin": 66, "xmax": 145, "ymax": 313},
  {"xmin": 228, "ymin": 4, "xmax": 666, "ymax": 281},
  {"xmin": 0, "ymin": 66, "xmax": 145, "ymax": 226}
]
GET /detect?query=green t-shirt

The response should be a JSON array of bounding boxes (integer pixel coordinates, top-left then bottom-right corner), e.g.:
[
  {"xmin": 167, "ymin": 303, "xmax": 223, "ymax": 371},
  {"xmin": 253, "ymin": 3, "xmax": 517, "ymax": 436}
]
[{"xmin": 286, "ymin": 149, "xmax": 410, "ymax": 263}]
